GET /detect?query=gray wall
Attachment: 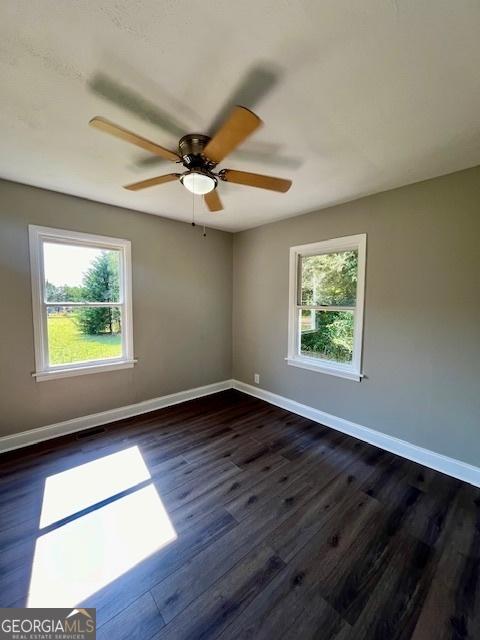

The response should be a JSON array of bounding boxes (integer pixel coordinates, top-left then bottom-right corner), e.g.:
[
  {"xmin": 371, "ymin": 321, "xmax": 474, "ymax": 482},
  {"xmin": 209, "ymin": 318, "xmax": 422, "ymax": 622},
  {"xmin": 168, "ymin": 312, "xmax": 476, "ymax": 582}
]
[
  {"xmin": 233, "ymin": 166, "xmax": 480, "ymax": 466},
  {"xmin": 0, "ymin": 179, "xmax": 232, "ymax": 436},
  {"xmin": 2, "ymin": 167, "xmax": 479, "ymax": 465}
]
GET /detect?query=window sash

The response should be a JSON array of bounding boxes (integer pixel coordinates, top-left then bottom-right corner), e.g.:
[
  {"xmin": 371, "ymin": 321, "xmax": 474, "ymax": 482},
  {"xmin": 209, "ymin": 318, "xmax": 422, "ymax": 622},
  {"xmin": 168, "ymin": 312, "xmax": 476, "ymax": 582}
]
[
  {"xmin": 42, "ymin": 241, "xmax": 124, "ymax": 304},
  {"xmin": 43, "ymin": 301, "xmax": 123, "ymax": 307},
  {"xmin": 297, "ymin": 308, "xmax": 355, "ymax": 364},
  {"xmin": 296, "ymin": 305, "xmax": 355, "ymax": 312},
  {"xmin": 44, "ymin": 304, "xmax": 125, "ymax": 368},
  {"xmin": 297, "ymin": 250, "xmax": 358, "ymax": 308}
]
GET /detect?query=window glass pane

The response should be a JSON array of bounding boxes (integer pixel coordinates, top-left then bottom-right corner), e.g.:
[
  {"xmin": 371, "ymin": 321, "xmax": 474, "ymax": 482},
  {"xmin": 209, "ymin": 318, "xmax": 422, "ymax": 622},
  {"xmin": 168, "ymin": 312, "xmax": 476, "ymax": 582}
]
[
  {"xmin": 44, "ymin": 243, "xmax": 120, "ymax": 303},
  {"xmin": 299, "ymin": 309, "xmax": 353, "ymax": 364},
  {"xmin": 300, "ymin": 250, "xmax": 358, "ymax": 306},
  {"xmin": 47, "ymin": 306, "xmax": 122, "ymax": 365}
]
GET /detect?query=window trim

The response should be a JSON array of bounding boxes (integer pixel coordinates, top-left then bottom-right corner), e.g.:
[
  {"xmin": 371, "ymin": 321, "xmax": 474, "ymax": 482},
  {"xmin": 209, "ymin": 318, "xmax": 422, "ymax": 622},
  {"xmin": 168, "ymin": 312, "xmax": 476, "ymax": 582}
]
[
  {"xmin": 287, "ymin": 233, "xmax": 366, "ymax": 382},
  {"xmin": 29, "ymin": 225, "xmax": 135, "ymax": 382}
]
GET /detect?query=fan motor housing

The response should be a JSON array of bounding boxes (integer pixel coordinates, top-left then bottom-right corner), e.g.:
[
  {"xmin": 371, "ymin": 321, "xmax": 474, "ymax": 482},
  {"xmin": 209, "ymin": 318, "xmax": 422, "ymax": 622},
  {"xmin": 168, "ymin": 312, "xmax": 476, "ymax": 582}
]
[{"xmin": 179, "ymin": 133, "xmax": 213, "ymax": 168}]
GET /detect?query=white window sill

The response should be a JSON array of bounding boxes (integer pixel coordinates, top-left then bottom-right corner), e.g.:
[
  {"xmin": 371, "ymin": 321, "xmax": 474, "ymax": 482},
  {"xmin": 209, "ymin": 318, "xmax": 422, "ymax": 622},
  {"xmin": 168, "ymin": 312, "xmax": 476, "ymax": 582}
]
[
  {"xmin": 32, "ymin": 359, "xmax": 137, "ymax": 382},
  {"xmin": 285, "ymin": 356, "xmax": 362, "ymax": 382}
]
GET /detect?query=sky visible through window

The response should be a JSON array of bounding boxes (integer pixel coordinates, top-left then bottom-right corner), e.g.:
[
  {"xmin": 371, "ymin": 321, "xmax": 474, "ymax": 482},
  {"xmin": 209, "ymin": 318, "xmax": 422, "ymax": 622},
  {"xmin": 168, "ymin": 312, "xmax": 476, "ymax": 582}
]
[{"xmin": 43, "ymin": 243, "xmax": 107, "ymax": 286}]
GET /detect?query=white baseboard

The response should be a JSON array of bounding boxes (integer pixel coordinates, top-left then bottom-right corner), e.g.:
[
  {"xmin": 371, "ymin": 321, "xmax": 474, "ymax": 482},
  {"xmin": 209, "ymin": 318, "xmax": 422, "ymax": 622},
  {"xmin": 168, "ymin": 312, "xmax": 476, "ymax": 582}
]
[
  {"xmin": 3, "ymin": 377, "xmax": 479, "ymax": 488},
  {"xmin": 0, "ymin": 379, "xmax": 234, "ymax": 454},
  {"xmin": 233, "ymin": 379, "xmax": 480, "ymax": 488}
]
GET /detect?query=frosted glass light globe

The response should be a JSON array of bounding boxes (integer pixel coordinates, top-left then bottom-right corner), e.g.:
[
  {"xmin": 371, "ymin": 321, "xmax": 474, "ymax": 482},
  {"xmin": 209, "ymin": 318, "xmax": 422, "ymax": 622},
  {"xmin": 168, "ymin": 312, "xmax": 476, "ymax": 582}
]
[{"xmin": 181, "ymin": 172, "xmax": 216, "ymax": 195}]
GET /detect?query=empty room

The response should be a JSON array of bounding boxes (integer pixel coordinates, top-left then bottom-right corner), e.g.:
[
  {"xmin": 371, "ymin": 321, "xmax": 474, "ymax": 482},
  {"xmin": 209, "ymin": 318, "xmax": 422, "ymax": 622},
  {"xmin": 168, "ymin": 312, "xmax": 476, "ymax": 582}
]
[{"xmin": 0, "ymin": 1, "xmax": 479, "ymax": 639}]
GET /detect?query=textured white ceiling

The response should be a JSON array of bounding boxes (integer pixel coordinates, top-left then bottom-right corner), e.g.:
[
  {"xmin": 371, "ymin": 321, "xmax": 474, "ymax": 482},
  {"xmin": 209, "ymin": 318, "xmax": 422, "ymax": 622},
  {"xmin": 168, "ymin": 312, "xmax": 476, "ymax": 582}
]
[{"xmin": 1, "ymin": 0, "xmax": 479, "ymax": 231}]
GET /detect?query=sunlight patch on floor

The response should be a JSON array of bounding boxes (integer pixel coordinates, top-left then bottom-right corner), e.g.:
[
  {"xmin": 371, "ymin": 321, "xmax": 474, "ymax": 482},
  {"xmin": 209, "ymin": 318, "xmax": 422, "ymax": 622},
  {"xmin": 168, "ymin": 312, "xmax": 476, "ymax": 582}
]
[
  {"xmin": 29, "ymin": 448, "xmax": 177, "ymax": 608},
  {"xmin": 40, "ymin": 446, "xmax": 151, "ymax": 528}
]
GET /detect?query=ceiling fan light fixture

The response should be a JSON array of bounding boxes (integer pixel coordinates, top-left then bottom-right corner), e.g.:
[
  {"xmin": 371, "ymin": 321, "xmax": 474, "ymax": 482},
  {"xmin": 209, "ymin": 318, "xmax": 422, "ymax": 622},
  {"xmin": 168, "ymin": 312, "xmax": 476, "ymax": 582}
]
[{"xmin": 181, "ymin": 171, "xmax": 216, "ymax": 195}]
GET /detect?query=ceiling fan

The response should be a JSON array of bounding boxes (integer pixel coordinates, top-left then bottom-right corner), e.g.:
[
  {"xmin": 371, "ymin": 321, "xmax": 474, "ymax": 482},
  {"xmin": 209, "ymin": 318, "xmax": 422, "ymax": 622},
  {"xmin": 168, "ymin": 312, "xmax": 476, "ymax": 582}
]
[{"xmin": 89, "ymin": 106, "xmax": 292, "ymax": 213}]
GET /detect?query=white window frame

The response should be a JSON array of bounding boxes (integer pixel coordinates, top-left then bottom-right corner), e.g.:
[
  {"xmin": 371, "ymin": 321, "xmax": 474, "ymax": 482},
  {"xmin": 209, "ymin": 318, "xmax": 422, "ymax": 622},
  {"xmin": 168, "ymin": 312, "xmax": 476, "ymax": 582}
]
[
  {"xmin": 29, "ymin": 225, "xmax": 135, "ymax": 382},
  {"xmin": 287, "ymin": 233, "xmax": 366, "ymax": 382}
]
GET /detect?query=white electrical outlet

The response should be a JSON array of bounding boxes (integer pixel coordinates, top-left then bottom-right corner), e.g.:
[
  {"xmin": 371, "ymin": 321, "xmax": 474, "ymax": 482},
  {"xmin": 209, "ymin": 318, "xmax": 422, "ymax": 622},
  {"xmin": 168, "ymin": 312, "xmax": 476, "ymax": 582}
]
[{"xmin": 254, "ymin": 373, "xmax": 260, "ymax": 384}]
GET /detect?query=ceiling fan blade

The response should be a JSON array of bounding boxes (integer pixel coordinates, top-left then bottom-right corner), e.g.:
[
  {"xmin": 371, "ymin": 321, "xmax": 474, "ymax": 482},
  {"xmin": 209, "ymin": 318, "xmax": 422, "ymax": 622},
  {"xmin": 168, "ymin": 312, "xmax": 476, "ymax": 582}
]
[
  {"xmin": 203, "ymin": 106, "xmax": 262, "ymax": 164},
  {"xmin": 89, "ymin": 116, "xmax": 180, "ymax": 162},
  {"xmin": 208, "ymin": 63, "xmax": 281, "ymax": 135},
  {"xmin": 221, "ymin": 169, "xmax": 292, "ymax": 193},
  {"xmin": 204, "ymin": 190, "xmax": 223, "ymax": 212},
  {"xmin": 124, "ymin": 173, "xmax": 180, "ymax": 191}
]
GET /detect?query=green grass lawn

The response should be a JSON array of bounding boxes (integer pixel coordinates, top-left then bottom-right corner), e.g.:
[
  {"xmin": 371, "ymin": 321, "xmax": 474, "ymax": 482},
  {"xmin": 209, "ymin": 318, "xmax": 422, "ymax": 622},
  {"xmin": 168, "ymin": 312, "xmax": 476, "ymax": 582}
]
[{"xmin": 48, "ymin": 315, "xmax": 122, "ymax": 365}]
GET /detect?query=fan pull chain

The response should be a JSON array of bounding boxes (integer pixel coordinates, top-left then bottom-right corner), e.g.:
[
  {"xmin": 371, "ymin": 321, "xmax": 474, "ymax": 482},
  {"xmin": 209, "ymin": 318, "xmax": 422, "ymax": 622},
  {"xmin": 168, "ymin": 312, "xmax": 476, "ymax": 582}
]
[
  {"xmin": 189, "ymin": 172, "xmax": 206, "ymax": 236},
  {"xmin": 191, "ymin": 183, "xmax": 195, "ymax": 227}
]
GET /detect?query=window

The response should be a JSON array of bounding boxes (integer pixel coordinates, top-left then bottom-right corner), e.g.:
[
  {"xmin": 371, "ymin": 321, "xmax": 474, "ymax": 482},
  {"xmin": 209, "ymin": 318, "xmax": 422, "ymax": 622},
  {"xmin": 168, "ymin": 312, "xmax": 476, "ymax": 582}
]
[
  {"xmin": 29, "ymin": 226, "xmax": 134, "ymax": 381},
  {"xmin": 287, "ymin": 234, "xmax": 366, "ymax": 381}
]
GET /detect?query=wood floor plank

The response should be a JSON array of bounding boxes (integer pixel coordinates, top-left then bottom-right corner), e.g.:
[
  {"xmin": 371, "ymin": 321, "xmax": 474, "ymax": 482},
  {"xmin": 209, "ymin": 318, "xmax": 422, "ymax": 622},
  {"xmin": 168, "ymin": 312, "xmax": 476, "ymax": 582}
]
[
  {"xmin": 268, "ymin": 472, "xmax": 370, "ymax": 563},
  {"xmin": 401, "ymin": 472, "xmax": 461, "ymax": 548},
  {"xmin": 320, "ymin": 484, "xmax": 424, "ymax": 625},
  {"xmin": 181, "ymin": 431, "xmax": 254, "ymax": 465},
  {"xmin": 164, "ymin": 464, "xmax": 282, "ymax": 533},
  {"xmin": 152, "ymin": 543, "xmax": 285, "ymax": 640},
  {"xmin": 345, "ymin": 533, "xmax": 436, "ymax": 640},
  {"xmin": 411, "ymin": 548, "xmax": 479, "ymax": 640},
  {"xmin": 282, "ymin": 605, "xmax": 351, "ymax": 640},
  {"xmin": 0, "ymin": 538, "xmax": 36, "ymax": 607},
  {"xmin": 96, "ymin": 591, "xmax": 165, "ymax": 640},
  {"xmin": 223, "ymin": 463, "xmax": 310, "ymax": 522},
  {"xmin": 151, "ymin": 478, "xmax": 316, "ymax": 623},
  {"xmin": 217, "ymin": 488, "xmax": 379, "ymax": 640},
  {"xmin": 441, "ymin": 485, "xmax": 480, "ymax": 559},
  {"xmin": 157, "ymin": 460, "xmax": 242, "ymax": 512},
  {"xmin": 230, "ymin": 442, "xmax": 288, "ymax": 474}
]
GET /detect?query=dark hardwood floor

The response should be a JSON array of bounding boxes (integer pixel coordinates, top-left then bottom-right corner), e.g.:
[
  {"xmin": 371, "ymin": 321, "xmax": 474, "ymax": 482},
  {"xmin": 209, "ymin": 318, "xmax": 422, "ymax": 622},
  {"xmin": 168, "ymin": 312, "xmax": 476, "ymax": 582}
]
[{"xmin": 1, "ymin": 389, "xmax": 479, "ymax": 639}]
